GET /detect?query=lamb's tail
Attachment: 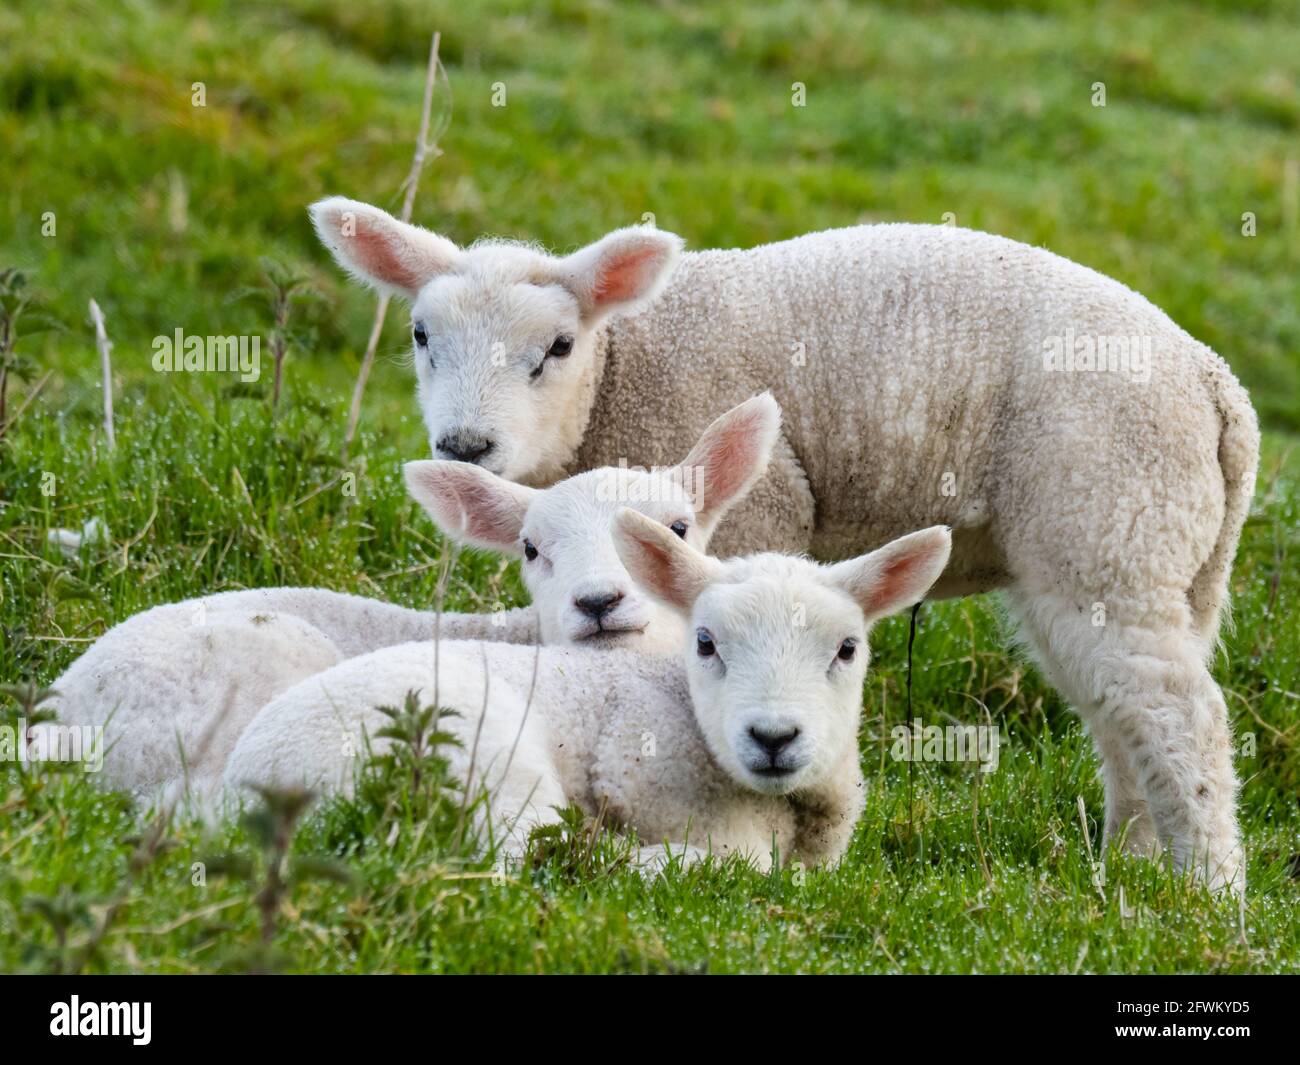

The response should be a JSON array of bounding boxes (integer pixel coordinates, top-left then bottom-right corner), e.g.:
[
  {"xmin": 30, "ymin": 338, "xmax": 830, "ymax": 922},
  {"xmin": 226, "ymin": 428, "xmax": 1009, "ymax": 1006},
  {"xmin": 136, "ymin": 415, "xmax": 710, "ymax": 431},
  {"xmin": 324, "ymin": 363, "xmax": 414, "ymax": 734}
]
[{"xmin": 1188, "ymin": 353, "xmax": 1260, "ymax": 647}]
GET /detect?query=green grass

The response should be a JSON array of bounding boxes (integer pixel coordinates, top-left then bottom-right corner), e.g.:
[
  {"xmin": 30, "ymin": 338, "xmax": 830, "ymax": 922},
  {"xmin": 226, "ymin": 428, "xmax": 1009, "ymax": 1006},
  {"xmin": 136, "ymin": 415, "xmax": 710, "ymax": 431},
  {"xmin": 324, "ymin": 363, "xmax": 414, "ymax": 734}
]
[{"xmin": 1, "ymin": 0, "xmax": 1298, "ymax": 973}]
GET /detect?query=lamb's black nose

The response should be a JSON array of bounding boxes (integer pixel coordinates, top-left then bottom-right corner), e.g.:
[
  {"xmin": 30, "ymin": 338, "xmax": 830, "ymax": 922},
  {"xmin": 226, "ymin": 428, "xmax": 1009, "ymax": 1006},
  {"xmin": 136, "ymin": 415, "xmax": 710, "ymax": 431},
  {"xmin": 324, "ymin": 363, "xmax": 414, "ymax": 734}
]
[
  {"xmin": 436, "ymin": 430, "xmax": 495, "ymax": 465},
  {"xmin": 575, "ymin": 591, "xmax": 624, "ymax": 620},
  {"xmin": 749, "ymin": 726, "xmax": 800, "ymax": 760}
]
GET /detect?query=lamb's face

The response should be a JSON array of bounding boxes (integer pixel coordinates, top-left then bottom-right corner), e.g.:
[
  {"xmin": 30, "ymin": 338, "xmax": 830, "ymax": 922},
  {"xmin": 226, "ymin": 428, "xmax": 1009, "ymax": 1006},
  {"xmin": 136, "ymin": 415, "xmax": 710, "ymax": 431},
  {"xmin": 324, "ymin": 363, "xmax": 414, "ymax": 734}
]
[
  {"xmin": 686, "ymin": 559, "xmax": 869, "ymax": 795},
  {"xmin": 410, "ymin": 255, "xmax": 595, "ymax": 480},
  {"xmin": 520, "ymin": 468, "xmax": 704, "ymax": 652},
  {"xmin": 309, "ymin": 196, "xmax": 682, "ymax": 482},
  {"xmin": 614, "ymin": 512, "xmax": 953, "ymax": 801},
  {"xmin": 406, "ymin": 393, "xmax": 784, "ymax": 653}
]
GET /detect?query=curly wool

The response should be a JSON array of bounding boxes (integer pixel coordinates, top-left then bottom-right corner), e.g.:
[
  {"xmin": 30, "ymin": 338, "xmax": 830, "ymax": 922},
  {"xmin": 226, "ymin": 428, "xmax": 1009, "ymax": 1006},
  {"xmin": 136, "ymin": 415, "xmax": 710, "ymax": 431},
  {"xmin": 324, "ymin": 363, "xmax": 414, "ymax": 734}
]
[{"xmin": 561, "ymin": 223, "xmax": 1257, "ymax": 890}]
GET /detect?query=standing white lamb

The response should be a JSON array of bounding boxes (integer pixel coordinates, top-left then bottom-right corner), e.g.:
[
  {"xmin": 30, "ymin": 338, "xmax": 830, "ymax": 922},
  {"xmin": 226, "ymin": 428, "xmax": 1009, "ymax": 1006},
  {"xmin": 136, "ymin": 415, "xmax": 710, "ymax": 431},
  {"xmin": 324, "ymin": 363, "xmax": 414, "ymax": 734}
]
[
  {"xmin": 225, "ymin": 512, "xmax": 952, "ymax": 870},
  {"xmin": 42, "ymin": 396, "xmax": 779, "ymax": 803},
  {"xmin": 311, "ymin": 200, "xmax": 1259, "ymax": 891}
]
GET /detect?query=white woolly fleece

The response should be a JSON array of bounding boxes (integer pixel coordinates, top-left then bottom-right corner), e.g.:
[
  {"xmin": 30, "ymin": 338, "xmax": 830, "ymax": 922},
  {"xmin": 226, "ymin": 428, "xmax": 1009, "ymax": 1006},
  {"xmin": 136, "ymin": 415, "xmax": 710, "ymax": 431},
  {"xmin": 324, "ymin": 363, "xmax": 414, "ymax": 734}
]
[
  {"xmin": 314, "ymin": 213, "xmax": 1257, "ymax": 891},
  {"xmin": 563, "ymin": 224, "xmax": 1259, "ymax": 892},
  {"xmin": 224, "ymin": 519, "xmax": 953, "ymax": 872},
  {"xmin": 42, "ymin": 589, "xmax": 533, "ymax": 799}
]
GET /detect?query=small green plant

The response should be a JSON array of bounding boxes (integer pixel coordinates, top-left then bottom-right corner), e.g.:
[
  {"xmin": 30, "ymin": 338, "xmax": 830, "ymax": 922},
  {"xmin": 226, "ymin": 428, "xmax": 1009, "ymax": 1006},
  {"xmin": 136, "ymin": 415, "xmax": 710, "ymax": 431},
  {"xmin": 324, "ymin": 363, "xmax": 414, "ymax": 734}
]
[
  {"xmin": 0, "ymin": 267, "xmax": 60, "ymax": 440},
  {"xmin": 21, "ymin": 886, "xmax": 98, "ymax": 974},
  {"xmin": 204, "ymin": 785, "xmax": 355, "ymax": 973},
  {"xmin": 231, "ymin": 258, "xmax": 319, "ymax": 411},
  {"xmin": 307, "ymin": 691, "xmax": 485, "ymax": 901},
  {"xmin": 369, "ymin": 696, "xmax": 460, "ymax": 806},
  {"xmin": 0, "ymin": 682, "xmax": 58, "ymax": 788},
  {"xmin": 0, "ymin": 680, "xmax": 58, "ymax": 722},
  {"xmin": 356, "ymin": 690, "xmax": 463, "ymax": 819},
  {"xmin": 60, "ymin": 803, "xmax": 181, "ymax": 975},
  {"xmin": 526, "ymin": 802, "xmax": 634, "ymax": 883}
]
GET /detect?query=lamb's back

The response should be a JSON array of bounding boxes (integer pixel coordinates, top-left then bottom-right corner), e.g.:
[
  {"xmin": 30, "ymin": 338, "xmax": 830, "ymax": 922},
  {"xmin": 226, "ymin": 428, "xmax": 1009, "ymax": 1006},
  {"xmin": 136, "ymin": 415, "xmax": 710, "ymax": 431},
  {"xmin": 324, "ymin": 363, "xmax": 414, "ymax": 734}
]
[{"xmin": 598, "ymin": 224, "xmax": 1226, "ymax": 565}]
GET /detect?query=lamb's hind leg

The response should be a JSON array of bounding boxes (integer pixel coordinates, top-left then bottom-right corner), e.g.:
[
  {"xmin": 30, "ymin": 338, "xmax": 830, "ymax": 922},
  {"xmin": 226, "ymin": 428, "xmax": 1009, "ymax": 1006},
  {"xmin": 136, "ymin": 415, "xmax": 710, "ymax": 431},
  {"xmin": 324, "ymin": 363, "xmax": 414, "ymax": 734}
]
[
  {"xmin": 1011, "ymin": 592, "xmax": 1243, "ymax": 892},
  {"xmin": 1091, "ymin": 719, "xmax": 1161, "ymax": 859},
  {"xmin": 1011, "ymin": 597, "xmax": 1159, "ymax": 857}
]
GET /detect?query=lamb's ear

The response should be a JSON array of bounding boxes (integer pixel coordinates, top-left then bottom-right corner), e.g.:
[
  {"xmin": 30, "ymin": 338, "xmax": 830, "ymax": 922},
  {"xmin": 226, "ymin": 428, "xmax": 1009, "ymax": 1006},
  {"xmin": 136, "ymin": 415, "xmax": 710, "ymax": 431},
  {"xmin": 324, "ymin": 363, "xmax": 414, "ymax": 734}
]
[
  {"xmin": 827, "ymin": 526, "xmax": 952, "ymax": 624},
  {"xmin": 614, "ymin": 508, "xmax": 722, "ymax": 612},
  {"xmin": 404, "ymin": 461, "xmax": 536, "ymax": 556},
  {"xmin": 556, "ymin": 226, "xmax": 683, "ymax": 320},
  {"xmin": 310, "ymin": 197, "xmax": 459, "ymax": 300},
  {"xmin": 675, "ymin": 393, "xmax": 781, "ymax": 537}
]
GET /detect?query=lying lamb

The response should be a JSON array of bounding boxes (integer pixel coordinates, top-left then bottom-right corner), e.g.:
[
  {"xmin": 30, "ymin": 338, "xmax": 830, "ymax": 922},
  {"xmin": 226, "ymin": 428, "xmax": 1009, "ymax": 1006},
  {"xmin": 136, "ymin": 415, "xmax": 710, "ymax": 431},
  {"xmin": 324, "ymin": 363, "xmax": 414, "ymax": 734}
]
[
  {"xmin": 42, "ymin": 395, "xmax": 779, "ymax": 802},
  {"xmin": 226, "ymin": 512, "xmax": 952, "ymax": 869},
  {"xmin": 311, "ymin": 200, "xmax": 1258, "ymax": 891}
]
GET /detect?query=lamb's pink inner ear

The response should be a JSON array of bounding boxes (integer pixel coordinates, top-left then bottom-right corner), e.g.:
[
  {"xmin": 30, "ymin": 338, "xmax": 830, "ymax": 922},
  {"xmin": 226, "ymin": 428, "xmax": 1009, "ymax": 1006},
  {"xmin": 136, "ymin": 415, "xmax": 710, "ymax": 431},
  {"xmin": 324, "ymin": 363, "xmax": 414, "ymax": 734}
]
[
  {"xmin": 868, "ymin": 554, "xmax": 929, "ymax": 614},
  {"xmin": 311, "ymin": 198, "xmax": 458, "ymax": 298},
  {"xmin": 697, "ymin": 410, "xmax": 768, "ymax": 509},
  {"xmin": 405, "ymin": 463, "xmax": 530, "ymax": 552},
  {"xmin": 680, "ymin": 394, "xmax": 780, "ymax": 523},
  {"xmin": 625, "ymin": 528, "xmax": 680, "ymax": 602},
  {"xmin": 348, "ymin": 223, "xmax": 427, "ymax": 295},
  {"xmin": 444, "ymin": 481, "xmax": 525, "ymax": 547},
  {"xmin": 563, "ymin": 228, "xmax": 682, "ymax": 317},
  {"xmin": 593, "ymin": 246, "xmax": 665, "ymax": 307},
  {"xmin": 615, "ymin": 511, "xmax": 714, "ymax": 611},
  {"xmin": 834, "ymin": 527, "xmax": 952, "ymax": 622}
]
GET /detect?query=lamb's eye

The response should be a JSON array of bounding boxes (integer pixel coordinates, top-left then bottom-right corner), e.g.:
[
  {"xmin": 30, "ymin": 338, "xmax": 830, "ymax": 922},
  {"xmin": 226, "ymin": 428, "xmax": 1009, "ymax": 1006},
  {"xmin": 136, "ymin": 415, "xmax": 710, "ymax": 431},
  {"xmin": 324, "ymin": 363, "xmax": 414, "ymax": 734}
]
[
  {"xmin": 837, "ymin": 638, "xmax": 857, "ymax": 662},
  {"xmin": 523, "ymin": 539, "xmax": 539, "ymax": 562},
  {"xmin": 696, "ymin": 628, "xmax": 716, "ymax": 657},
  {"xmin": 670, "ymin": 520, "xmax": 688, "ymax": 539},
  {"xmin": 413, "ymin": 323, "xmax": 428, "ymax": 347},
  {"xmin": 530, "ymin": 335, "xmax": 574, "ymax": 382}
]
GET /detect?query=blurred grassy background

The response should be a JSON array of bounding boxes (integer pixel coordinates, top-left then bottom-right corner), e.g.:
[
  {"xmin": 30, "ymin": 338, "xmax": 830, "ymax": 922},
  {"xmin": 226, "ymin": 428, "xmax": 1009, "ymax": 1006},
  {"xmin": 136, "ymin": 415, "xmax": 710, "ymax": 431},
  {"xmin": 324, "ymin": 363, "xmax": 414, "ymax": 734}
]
[
  {"xmin": 2, "ymin": 0, "xmax": 1298, "ymax": 426},
  {"xmin": 1, "ymin": 0, "xmax": 1298, "ymax": 973}
]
